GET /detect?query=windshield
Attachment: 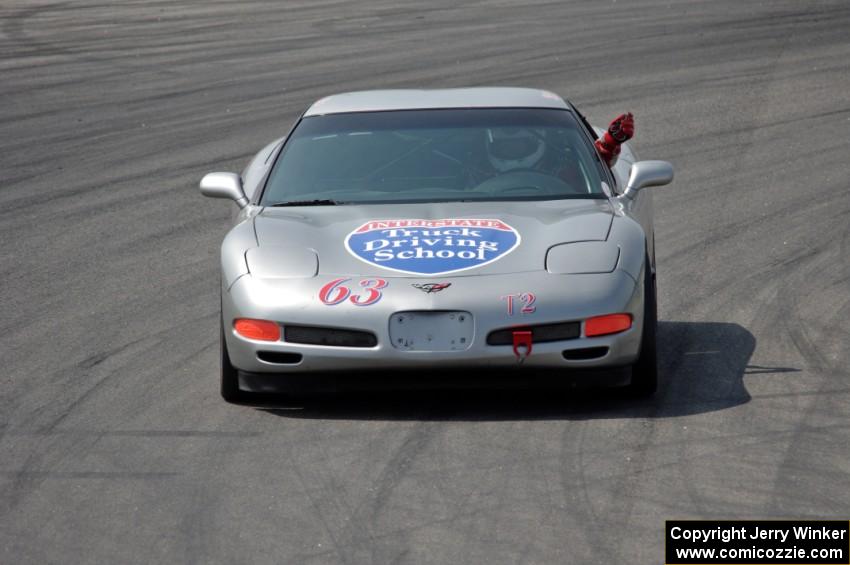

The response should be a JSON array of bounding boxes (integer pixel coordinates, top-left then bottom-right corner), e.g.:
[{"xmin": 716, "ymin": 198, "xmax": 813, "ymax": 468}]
[{"xmin": 260, "ymin": 108, "xmax": 607, "ymax": 206}]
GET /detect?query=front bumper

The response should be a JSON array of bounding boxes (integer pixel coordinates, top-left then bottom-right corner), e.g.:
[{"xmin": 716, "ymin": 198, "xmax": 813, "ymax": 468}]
[{"xmin": 222, "ymin": 269, "xmax": 644, "ymax": 375}]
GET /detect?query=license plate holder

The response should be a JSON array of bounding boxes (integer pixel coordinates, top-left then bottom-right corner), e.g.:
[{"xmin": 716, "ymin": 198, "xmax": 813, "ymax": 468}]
[{"xmin": 389, "ymin": 311, "xmax": 473, "ymax": 351}]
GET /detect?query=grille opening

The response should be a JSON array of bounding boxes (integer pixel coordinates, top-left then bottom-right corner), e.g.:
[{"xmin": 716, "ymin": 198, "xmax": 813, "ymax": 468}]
[
  {"xmin": 487, "ymin": 321, "xmax": 581, "ymax": 346},
  {"xmin": 563, "ymin": 347, "xmax": 609, "ymax": 360},
  {"xmin": 256, "ymin": 351, "xmax": 303, "ymax": 364},
  {"xmin": 284, "ymin": 325, "xmax": 377, "ymax": 348}
]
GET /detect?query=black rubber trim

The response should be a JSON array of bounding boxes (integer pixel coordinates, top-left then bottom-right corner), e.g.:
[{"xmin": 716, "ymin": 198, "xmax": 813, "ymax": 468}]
[{"xmin": 284, "ymin": 325, "xmax": 378, "ymax": 348}]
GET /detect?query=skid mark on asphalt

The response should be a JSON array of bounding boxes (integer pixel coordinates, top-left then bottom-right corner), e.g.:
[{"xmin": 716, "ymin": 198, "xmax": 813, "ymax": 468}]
[
  {"xmin": 557, "ymin": 321, "xmax": 699, "ymax": 561},
  {"xmin": 281, "ymin": 421, "xmax": 442, "ymax": 564},
  {"xmin": 1, "ymin": 429, "xmax": 260, "ymax": 438},
  {"xmin": 0, "ymin": 313, "xmax": 223, "ymax": 518},
  {"xmin": 0, "ymin": 471, "xmax": 178, "ymax": 479}
]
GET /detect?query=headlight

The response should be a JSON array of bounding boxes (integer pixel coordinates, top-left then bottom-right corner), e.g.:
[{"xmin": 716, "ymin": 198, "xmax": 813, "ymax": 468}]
[
  {"xmin": 545, "ymin": 241, "xmax": 619, "ymax": 274},
  {"xmin": 245, "ymin": 246, "xmax": 318, "ymax": 278}
]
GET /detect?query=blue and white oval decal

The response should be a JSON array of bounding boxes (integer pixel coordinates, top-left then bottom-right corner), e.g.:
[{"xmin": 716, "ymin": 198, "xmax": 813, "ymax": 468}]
[{"xmin": 345, "ymin": 219, "xmax": 521, "ymax": 276}]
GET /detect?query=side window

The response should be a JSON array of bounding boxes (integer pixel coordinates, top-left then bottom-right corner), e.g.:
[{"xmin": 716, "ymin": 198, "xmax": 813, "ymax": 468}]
[{"xmin": 569, "ymin": 104, "xmax": 618, "ymax": 192}]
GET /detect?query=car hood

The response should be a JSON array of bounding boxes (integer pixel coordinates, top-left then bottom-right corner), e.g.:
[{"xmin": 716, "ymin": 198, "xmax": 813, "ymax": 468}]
[{"xmin": 252, "ymin": 199, "xmax": 613, "ymax": 277}]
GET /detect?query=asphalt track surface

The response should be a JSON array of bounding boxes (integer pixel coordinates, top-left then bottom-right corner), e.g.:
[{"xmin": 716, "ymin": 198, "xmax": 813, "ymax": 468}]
[{"xmin": 2, "ymin": 1, "xmax": 850, "ymax": 563}]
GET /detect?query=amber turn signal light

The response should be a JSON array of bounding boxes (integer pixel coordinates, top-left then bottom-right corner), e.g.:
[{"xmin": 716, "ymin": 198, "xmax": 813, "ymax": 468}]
[
  {"xmin": 233, "ymin": 318, "xmax": 281, "ymax": 341},
  {"xmin": 584, "ymin": 313, "xmax": 632, "ymax": 337}
]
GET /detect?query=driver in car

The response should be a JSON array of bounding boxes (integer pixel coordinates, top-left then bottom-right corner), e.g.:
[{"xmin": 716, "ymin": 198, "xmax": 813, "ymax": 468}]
[{"xmin": 483, "ymin": 112, "xmax": 635, "ymax": 186}]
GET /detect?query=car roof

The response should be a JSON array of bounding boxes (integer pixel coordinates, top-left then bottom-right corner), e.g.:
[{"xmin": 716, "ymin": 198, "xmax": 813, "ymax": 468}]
[{"xmin": 303, "ymin": 87, "xmax": 570, "ymax": 116}]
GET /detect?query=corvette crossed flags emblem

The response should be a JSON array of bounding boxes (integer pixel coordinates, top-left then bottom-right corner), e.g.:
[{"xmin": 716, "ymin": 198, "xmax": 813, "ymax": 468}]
[{"xmin": 411, "ymin": 283, "xmax": 452, "ymax": 294}]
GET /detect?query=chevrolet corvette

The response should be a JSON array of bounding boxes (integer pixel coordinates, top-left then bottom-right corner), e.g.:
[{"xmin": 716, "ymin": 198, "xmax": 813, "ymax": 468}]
[{"xmin": 199, "ymin": 88, "xmax": 673, "ymax": 402}]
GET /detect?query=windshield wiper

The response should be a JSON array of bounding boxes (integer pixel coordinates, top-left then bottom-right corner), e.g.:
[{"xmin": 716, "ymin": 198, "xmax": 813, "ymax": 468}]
[{"xmin": 266, "ymin": 199, "xmax": 342, "ymax": 207}]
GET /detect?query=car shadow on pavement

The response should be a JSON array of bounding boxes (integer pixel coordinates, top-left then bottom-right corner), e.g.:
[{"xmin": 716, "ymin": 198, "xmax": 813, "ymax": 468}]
[{"xmin": 258, "ymin": 321, "xmax": 793, "ymax": 421}]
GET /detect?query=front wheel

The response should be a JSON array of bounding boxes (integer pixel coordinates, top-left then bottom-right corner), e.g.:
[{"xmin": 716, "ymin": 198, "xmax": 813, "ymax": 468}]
[{"xmin": 626, "ymin": 258, "xmax": 658, "ymax": 396}]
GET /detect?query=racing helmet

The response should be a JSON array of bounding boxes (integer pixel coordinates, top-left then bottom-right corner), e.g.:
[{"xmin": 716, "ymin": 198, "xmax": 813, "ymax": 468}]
[{"xmin": 485, "ymin": 128, "xmax": 546, "ymax": 172}]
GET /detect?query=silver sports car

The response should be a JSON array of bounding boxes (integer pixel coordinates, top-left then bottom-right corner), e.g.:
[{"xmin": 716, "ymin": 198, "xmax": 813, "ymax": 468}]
[{"xmin": 200, "ymin": 88, "xmax": 673, "ymax": 402}]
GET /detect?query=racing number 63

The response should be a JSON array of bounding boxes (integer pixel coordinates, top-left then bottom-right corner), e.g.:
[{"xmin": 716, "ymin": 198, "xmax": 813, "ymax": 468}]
[{"xmin": 319, "ymin": 278, "xmax": 387, "ymax": 306}]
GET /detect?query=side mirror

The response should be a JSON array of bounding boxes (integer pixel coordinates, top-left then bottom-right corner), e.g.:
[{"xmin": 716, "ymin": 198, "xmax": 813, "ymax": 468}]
[
  {"xmin": 199, "ymin": 172, "xmax": 248, "ymax": 208},
  {"xmin": 623, "ymin": 160, "xmax": 674, "ymax": 199}
]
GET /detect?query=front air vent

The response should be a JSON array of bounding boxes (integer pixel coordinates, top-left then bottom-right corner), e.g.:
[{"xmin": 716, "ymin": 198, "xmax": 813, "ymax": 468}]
[
  {"xmin": 563, "ymin": 347, "xmax": 609, "ymax": 360},
  {"xmin": 256, "ymin": 351, "xmax": 303, "ymax": 364},
  {"xmin": 487, "ymin": 321, "xmax": 581, "ymax": 346},
  {"xmin": 284, "ymin": 325, "xmax": 378, "ymax": 348}
]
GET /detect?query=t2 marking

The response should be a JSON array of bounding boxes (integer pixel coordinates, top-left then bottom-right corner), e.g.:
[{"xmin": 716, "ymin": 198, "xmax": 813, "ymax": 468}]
[{"xmin": 501, "ymin": 292, "xmax": 537, "ymax": 315}]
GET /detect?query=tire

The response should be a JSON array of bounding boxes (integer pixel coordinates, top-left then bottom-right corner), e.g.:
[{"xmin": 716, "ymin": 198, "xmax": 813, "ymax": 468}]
[
  {"xmin": 220, "ymin": 316, "xmax": 243, "ymax": 403},
  {"xmin": 626, "ymin": 257, "xmax": 658, "ymax": 396}
]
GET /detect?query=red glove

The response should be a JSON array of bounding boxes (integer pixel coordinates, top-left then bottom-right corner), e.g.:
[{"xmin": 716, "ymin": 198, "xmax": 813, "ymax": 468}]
[{"xmin": 595, "ymin": 112, "xmax": 634, "ymax": 167}]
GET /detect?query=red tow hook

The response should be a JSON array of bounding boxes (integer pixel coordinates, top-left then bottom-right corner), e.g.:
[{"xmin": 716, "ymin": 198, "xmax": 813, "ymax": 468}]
[{"xmin": 512, "ymin": 330, "xmax": 533, "ymax": 364}]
